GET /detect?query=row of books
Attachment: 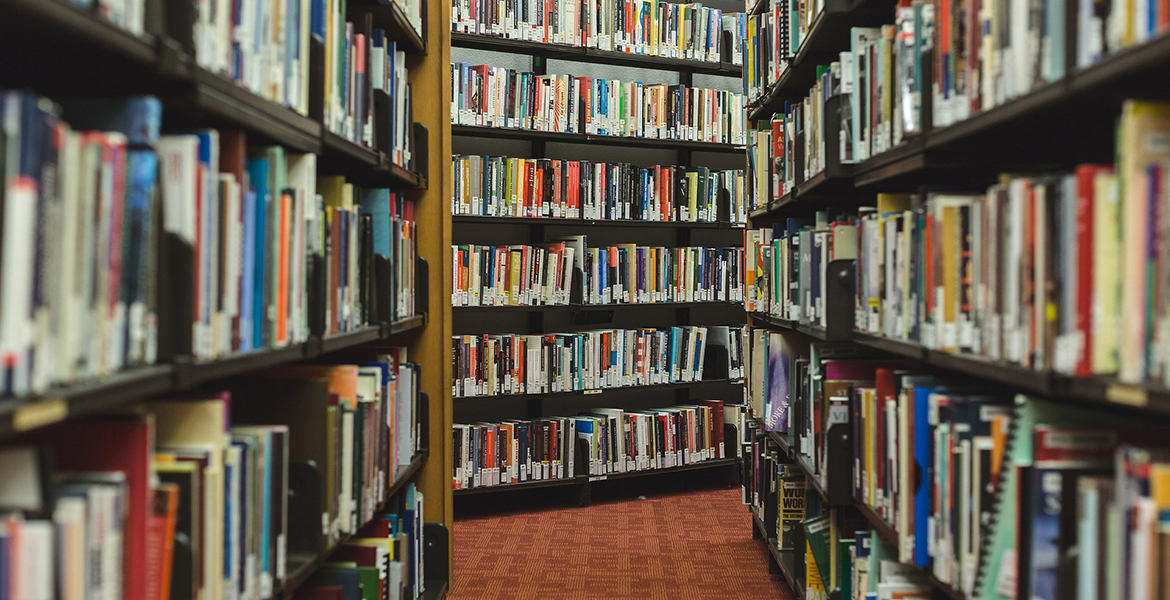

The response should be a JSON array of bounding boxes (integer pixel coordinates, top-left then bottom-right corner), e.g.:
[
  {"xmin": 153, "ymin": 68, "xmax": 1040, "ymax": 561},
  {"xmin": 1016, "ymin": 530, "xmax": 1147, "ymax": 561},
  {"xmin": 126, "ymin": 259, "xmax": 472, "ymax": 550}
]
[
  {"xmin": 743, "ymin": 426, "xmax": 811, "ymax": 553},
  {"xmin": 451, "ymin": 243, "xmax": 577, "ymax": 307},
  {"xmin": 755, "ymin": 0, "xmax": 1170, "ymax": 171},
  {"xmin": 743, "ymin": 212, "xmax": 856, "ymax": 326},
  {"xmin": 853, "ymin": 100, "xmax": 1170, "ymax": 384},
  {"xmin": 324, "ymin": 7, "xmax": 415, "ymax": 167},
  {"xmin": 569, "ymin": 240, "xmax": 746, "ymax": 305},
  {"xmin": 451, "ymin": 0, "xmax": 744, "ymax": 64},
  {"xmin": 71, "ymin": 0, "xmax": 145, "ymax": 35},
  {"xmin": 192, "ymin": 0, "xmax": 312, "ymax": 115},
  {"xmin": 0, "ymin": 355, "xmax": 424, "ymax": 600},
  {"xmin": 744, "ymin": 425, "xmax": 852, "ymax": 600},
  {"xmin": 745, "ymin": 331, "xmax": 1170, "ymax": 600},
  {"xmin": 453, "ymin": 400, "xmax": 742, "ymax": 489},
  {"xmin": 0, "ymin": 93, "xmax": 419, "ymax": 399},
  {"xmin": 743, "ymin": 8, "xmax": 786, "ymax": 101},
  {"xmin": 452, "ymin": 417, "xmax": 575, "ymax": 489},
  {"xmin": 451, "ymin": 63, "xmax": 749, "ymax": 145},
  {"xmin": 848, "ymin": 371, "xmax": 1170, "ymax": 600},
  {"xmin": 296, "ymin": 486, "xmax": 425, "ymax": 600},
  {"xmin": 452, "ymin": 325, "xmax": 724, "ymax": 398},
  {"xmin": 746, "ymin": 434, "xmax": 938, "ymax": 600},
  {"xmin": 450, "ymin": 154, "xmax": 748, "ymax": 223}
]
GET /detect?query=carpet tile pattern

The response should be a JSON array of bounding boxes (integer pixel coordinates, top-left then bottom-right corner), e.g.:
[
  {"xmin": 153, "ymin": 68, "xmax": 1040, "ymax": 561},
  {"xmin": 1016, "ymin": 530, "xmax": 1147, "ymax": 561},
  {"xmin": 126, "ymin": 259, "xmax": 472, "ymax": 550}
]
[{"xmin": 451, "ymin": 487, "xmax": 795, "ymax": 600}]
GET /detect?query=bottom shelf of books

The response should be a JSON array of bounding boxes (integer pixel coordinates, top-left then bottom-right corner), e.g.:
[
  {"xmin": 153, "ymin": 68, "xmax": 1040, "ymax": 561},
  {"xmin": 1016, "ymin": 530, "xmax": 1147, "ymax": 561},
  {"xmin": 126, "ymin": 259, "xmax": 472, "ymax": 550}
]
[
  {"xmin": 453, "ymin": 401, "xmax": 749, "ymax": 501},
  {"xmin": 741, "ymin": 323, "xmax": 1170, "ymax": 600},
  {"xmin": 0, "ymin": 353, "xmax": 444, "ymax": 600}
]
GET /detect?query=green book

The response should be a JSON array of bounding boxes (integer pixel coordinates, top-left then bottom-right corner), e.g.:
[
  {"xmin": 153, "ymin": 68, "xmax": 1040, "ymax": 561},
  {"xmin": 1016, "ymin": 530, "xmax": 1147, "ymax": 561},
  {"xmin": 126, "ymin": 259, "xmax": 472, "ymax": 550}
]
[{"xmin": 803, "ymin": 514, "xmax": 833, "ymax": 585}]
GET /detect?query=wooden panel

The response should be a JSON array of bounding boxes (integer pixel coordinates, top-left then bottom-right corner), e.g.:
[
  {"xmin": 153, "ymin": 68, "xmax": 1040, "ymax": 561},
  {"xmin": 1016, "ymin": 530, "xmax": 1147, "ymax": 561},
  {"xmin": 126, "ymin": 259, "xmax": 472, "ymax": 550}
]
[{"xmin": 408, "ymin": 0, "xmax": 454, "ymax": 585}]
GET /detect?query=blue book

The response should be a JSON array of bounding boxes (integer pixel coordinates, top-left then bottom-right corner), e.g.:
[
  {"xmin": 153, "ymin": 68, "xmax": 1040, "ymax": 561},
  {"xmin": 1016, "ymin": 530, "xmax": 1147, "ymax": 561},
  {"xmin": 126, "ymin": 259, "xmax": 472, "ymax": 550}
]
[
  {"xmin": 57, "ymin": 96, "xmax": 162, "ymax": 147},
  {"xmin": 359, "ymin": 188, "xmax": 392, "ymax": 257},
  {"xmin": 122, "ymin": 149, "xmax": 158, "ymax": 365},
  {"xmin": 1028, "ymin": 467, "xmax": 1064, "ymax": 600},
  {"xmin": 230, "ymin": 439, "xmax": 249, "ymax": 581},
  {"xmin": 598, "ymin": 248, "xmax": 608, "ymax": 303},
  {"xmin": 911, "ymin": 381, "xmax": 937, "ymax": 566},
  {"xmin": 258, "ymin": 431, "xmax": 273, "ymax": 576},
  {"xmin": 310, "ymin": 0, "xmax": 327, "ymax": 39},
  {"xmin": 239, "ymin": 190, "xmax": 256, "ymax": 352},
  {"xmin": 765, "ymin": 333, "xmax": 789, "ymax": 432},
  {"xmin": 246, "ymin": 157, "xmax": 269, "ymax": 349},
  {"xmin": 669, "ymin": 327, "xmax": 682, "ymax": 382},
  {"xmin": 190, "ymin": 131, "xmax": 219, "ymax": 353}
]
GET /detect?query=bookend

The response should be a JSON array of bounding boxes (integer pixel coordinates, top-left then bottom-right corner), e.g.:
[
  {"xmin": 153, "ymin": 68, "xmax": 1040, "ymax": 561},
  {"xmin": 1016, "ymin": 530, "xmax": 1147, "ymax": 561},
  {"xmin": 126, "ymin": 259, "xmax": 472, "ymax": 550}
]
[
  {"xmin": 720, "ymin": 30, "xmax": 734, "ymax": 66},
  {"xmin": 287, "ymin": 459, "xmax": 326, "ymax": 556},
  {"xmin": 156, "ymin": 230, "xmax": 195, "ymax": 362},
  {"xmin": 373, "ymin": 255, "xmax": 394, "ymax": 326},
  {"xmin": 821, "ymin": 95, "xmax": 854, "ymax": 182},
  {"xmin": 716, "ymin": 187, "xmax": 731, "ymax": 224},
  {"xmin": 423, "ymin": 523, "xmax": 450, "ymax": 592},
  {"xmin": 822, "ymin": 259, "xmax": 856, "ymax": 341},
  {"xmin": 572, "ymin": 437, "xmax": 591, "ymax": 506},
  {"xmin": 308, "ymin": 252, "xmax": 327, "ymax": 336},
  {"xmin": 415, "ymin": 255, "xmax": 430, "ymax": 321},
  {"xmin": 159, "ymin": 0, "xmax": 198, "ymax": 58},
  {"xmin": 417, "ymin": 391, "xmax": 430, "ymax": 453},
  {"xmin": 823, "ymin": 420, "xmax": 853, "ymax": 505},
  {"xmin": 412, "ymin": 123, "xmax": 429, "ymax": 181},
  {"xmin": 764, "ymin": 480, "xmax": 781, "ymax": 574},
  {"xmin": 373, "ymin": 89, "xmax": 393, "ymax": 158},
  {"xmin": 703, "ymin": 344, "xmax": 730, "ymax": 380}
]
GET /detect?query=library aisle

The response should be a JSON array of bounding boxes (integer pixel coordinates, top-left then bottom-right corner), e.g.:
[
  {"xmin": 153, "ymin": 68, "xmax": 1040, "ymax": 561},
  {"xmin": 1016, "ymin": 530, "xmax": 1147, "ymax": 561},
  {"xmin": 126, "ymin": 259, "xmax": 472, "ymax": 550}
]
[{"xmin": 451, "ymin": 483, "xmax": 793, "ymax": 600}]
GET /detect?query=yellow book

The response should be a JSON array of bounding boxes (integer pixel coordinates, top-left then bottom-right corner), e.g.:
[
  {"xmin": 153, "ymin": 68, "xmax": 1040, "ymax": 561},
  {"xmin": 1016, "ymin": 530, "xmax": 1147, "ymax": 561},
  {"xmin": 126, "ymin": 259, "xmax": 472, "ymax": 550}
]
[
  {"xmin": 509, "ymin": 248, "xmax": 523, "ymax": 306},
  {"xmin": 1092, "ymin": 173, "xmax": 1121, "ymax": 373},
  {"xmin": 1118, "ymin": 101, "xmax": 1170, "ymax": 382},
  {"xmin": 806, "ymin": 538, "xmax": 827, "ymax": 599}
]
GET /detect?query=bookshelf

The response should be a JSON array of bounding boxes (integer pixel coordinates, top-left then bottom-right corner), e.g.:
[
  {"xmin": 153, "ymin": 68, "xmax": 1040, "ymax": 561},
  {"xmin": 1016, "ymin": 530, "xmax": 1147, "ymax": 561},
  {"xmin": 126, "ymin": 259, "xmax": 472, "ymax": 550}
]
[
  {"xmin": 0, "ymin": 0, "xmax": 452, "ymax": 597},
  {"xmin": 449, "ymin": 1, "xmax": 751, "ymax": 501},
  {"xmin": 741, "ymin": 0, "xmax": 1170, "ymax": 597}
]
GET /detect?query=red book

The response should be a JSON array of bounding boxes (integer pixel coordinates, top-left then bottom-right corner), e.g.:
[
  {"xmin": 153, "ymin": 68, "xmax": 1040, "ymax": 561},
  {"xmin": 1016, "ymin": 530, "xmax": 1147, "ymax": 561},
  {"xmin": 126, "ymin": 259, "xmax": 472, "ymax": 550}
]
[
  {"xmin": 40, "ymin": 417, "xmax": 153, "ymax": 600},
  {"xmin": 1074, "ymin": 165, "xmax": 1113, "ymax": 376}
]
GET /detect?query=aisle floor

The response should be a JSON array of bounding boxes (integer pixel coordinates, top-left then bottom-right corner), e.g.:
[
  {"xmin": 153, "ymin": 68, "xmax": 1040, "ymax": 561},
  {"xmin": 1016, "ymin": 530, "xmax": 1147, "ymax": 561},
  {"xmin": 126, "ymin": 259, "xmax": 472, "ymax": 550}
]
[{"xmin": 450, "ymin": 479, "xmax": 795, "ymax": 600}]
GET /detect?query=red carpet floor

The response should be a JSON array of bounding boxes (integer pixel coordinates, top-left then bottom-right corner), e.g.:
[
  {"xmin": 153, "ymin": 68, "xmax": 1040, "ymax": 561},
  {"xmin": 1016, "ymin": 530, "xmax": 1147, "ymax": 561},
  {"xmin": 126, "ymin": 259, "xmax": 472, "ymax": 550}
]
[{"xmin": 450, "ymin": 486, "xmax": 795, "ymax": 600}]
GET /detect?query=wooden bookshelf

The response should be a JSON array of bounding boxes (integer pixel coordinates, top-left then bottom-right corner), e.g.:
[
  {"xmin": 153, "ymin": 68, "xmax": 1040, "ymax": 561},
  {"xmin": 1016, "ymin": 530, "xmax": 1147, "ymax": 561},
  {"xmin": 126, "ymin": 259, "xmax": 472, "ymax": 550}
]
[
  {"xmin": 452, "ymin": 32, "xmax": 744, "ymax": 76},
  {"xmin": 452, "ymin": 124, "xmax": 746, "ymax": 152},
  {"xmin": 0, "ymin": 0, "xmax": 453, "ymax": 593},
  {"xmin": 449, "ymin": 5, "xmax": 749, "ymax": 504},
  {"xmin": 411, "ymin": 0, "xmax": 455, "ymax": 586}
]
